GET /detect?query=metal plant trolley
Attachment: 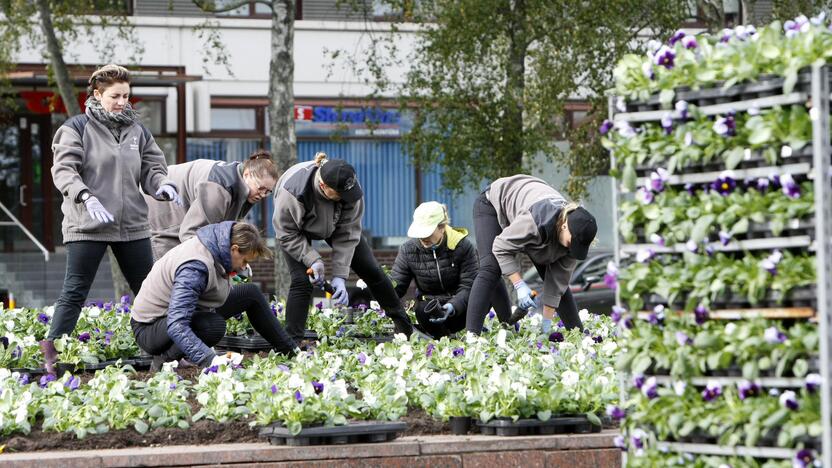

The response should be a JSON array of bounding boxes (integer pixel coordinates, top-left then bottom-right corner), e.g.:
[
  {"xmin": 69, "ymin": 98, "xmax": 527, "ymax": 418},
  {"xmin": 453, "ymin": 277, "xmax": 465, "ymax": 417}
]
[{"xmin": 609, "ymin": 64, "xmax": 832, "ymax": 466}]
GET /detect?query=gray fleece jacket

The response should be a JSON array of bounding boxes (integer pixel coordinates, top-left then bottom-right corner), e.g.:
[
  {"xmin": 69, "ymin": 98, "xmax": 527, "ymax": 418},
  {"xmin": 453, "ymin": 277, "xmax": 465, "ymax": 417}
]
[
  {"xmin": 145, "ymin": 160, "xmax": 253, "ymax": 259},
  {"xmin": 487, "ymin": 175, "xmax": 577, "ymax": 308},
  {"xmin": 272, "ymin": 161, "xmax": 364, "ymax": 278},
  {"xmin": 51, "ymin": 109, "xmax": 174, "ymax": 242}
]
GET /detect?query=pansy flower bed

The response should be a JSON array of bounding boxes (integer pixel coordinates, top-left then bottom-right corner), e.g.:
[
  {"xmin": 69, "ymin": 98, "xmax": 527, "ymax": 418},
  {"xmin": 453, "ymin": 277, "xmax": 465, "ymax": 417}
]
[
  {"xmin": 607, "ymin": 15, "xmax": 829, "ymax": 466},
  {"xmin": 0, "ymin": 309, "xmax": 620, "ymax": 443}
]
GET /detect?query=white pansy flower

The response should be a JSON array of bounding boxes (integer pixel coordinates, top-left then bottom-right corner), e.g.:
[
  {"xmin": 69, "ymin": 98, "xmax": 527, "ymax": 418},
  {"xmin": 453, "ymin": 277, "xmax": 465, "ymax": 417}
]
[
  {"xmin": 581, "ymin": 336, "xmax": 596, "ymax": 350},
  {"xmin": 579, "ymin": 309, "xmax": 590, "ymax": 322},
  {"xmin": 597, "ymin": 375, "xmax": 610, "ymax": 387},
  {"xmin": 87, "ymin": 306, "xmax": 102, "ymax": 318},
  {"xmin": 724, "ymin": 322, "xmax": 737, "ymax": 335},
  {"xmin": 496, "ymin": 329, "xmax": 507, "ymax": 348},
  {"xmin": 562, "ymin": 370, "xmax": 579, "ymax": 387},
  {"xmin": 287, "ymin": 373, "xmax": 304, "ymax": 389},
  {"xmin": 602, "ymin": 341, "xmax": 618, "ymax": 354},
  {"xmin": 356, "ymin": 279, "xmax": 367, "ymax": 289}
]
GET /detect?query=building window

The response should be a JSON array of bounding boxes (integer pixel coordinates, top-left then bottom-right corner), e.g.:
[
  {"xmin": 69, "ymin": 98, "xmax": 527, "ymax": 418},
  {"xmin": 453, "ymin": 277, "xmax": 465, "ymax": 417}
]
[
  {"xmin": 84, "ymin": 0, "xmax": 132, "ymax": 15},
  {"xmin": 211, "ymin": 107, "xmax": 258, "ymax": 131},
  {"xmin": 214, "ymin": 1, "xmax": 302, "ymax": 20},
  {"xmin": 133, "ymin": 97, "xmax": 166, "ymax": 136}
]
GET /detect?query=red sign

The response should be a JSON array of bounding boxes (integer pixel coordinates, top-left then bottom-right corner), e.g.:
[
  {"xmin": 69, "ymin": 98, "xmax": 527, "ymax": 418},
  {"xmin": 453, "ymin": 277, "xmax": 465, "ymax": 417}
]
[
  {"xmin": 294, "ymin": 105, "xmax": 313, "ymax": 121},
  {"xmin": 19, "ymin": 91, "xmax": 141, "ymax": 114}
]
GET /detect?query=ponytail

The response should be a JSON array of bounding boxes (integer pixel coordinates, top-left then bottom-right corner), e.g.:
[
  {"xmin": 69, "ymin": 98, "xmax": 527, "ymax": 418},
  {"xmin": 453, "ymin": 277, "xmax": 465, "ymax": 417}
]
[
  {"xmin": 242, "ymin": 149, "xmax": 280, "ymax": 181},
  {"xmin": 314, "ymin": 151, "xmax": 327, "ymax": 167}
]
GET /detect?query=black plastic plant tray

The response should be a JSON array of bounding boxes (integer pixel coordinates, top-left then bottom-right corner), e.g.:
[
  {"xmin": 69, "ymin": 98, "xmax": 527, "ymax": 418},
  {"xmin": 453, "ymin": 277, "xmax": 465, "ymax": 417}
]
[
  {"xmin": 259, "ymin": 420, "xmax": 407, "ymax": 446},
  {"xmin": 476, "ymin": 416, "xmax": 600, "ymax": 436},
  {"xmin": 55, "ymin": 357, "xmax": 140, "ymax": 375},
  {"xmin": 216, "ymin": 334, "xmax": 272, "ymax": 352},
  {"xmin": 633, "ymin": 146, "xmax": 813, "ymax": 177},
  {"xmin": 9, "ymin": 367, "xmax": 45, "ymax": 376},
  {"xmin": 624, "ymin": 72, "xmax": 813, "ymax": 112}
]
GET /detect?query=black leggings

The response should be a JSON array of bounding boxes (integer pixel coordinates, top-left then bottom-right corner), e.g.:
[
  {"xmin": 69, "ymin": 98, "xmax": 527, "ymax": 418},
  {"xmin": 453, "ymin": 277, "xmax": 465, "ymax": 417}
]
[
  {"xmin": 49, "ymin": 239, "xmax": 153, "ymax": 340},
  {"xmin": 131, "ymin": 283, "xmax": 296, "ymax": 361},
  {"xmin": 283, "ymin": 237, "xmax": 413, "ymax": 341},
  {"xmin": 465, "ymin": 192, "xmax": 581, "ymax": 333}
]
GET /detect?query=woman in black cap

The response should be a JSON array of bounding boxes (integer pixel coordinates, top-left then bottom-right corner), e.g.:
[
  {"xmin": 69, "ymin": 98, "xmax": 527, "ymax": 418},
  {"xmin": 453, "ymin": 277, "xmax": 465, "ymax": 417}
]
[
  {"xmin": 465, "ymin": 174, "xmax": 597, "ymax": 335},
  {"xmin": 272, "ymin": 152, "xmax": 418, "ymax": 341}
]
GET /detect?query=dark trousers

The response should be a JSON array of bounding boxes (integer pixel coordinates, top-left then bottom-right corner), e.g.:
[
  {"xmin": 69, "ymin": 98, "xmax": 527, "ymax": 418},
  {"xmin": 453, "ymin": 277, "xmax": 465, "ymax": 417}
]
[
  {"xmin": 465, "ymin": 193, "xmax": 581, "ymax": 333},
  {"xmin": 48, "ymin": 239, "xmax": 153, "ymax": 340},
  {"xmin": 283, "ymin": 237, "xmax": 413, "ymax": 341},
  {"xmin": 131, "ymin": 283, "xmax": 296, "ymax": 361},
  {"xmin": 413, "ymin": 298, "xmax": 466, "ymax": 338}
]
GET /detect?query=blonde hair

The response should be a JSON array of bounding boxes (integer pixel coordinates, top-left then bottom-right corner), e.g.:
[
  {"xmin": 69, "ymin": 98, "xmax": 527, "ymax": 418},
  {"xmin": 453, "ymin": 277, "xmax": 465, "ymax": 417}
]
[
  {"xmin": 438, "ymin": 203, "xmax": 450, "ymax": 227},
  {"xmin": 231, "ymin": 222, "xmax": 272, "ymax": 259},
  {"xmin": 557, "ymin": 202, "xmax": 580, "ymax": 232},
  {"xmin": 87, "ymin": 64, "xmax": 130, "ymax": 95},
  {"xmin": 243, "ymin": 150, "xmax": 280, "ymax": 181},
  {"xmin": 313, "ymin": 151, "xmax": 328, "ymax": 167}
]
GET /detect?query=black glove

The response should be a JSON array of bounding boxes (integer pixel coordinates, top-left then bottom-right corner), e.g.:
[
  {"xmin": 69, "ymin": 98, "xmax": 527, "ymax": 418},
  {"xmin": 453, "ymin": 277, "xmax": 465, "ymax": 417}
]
[{"xmin": 429, "ymin": 302, "xmax": 455, "ymax": 323}]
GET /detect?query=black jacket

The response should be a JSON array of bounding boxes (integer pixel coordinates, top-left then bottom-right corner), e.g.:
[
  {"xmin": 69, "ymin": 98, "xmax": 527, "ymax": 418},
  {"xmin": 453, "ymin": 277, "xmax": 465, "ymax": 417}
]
[{"xmin": 391, "ymin": 226, "xmax": 477, "ymax": 313}]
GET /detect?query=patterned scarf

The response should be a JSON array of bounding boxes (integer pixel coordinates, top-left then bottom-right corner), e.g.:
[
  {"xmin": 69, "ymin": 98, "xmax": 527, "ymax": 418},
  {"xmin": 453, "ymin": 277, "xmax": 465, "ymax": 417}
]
[{"xmin": 85, "ymin": 96, "xmax": 139, "ymax": 141}]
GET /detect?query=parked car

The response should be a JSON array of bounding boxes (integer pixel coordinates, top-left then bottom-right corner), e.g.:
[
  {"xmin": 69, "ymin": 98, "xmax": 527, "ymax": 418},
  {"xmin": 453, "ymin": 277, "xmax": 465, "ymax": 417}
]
[{"xmin": 521, "ymin": 249, "xmax": 615, "ymax": 316}]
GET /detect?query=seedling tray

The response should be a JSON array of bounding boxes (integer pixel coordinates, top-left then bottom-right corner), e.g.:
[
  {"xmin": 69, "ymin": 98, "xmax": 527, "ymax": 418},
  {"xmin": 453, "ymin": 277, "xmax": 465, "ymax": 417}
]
[
  {"xmin": 477, "ymin": 416, "xmax": 600, "ymax": 436},
  {"xmin": 216, "ymin": 334, "xmax": 272, "ymax": 352},
  {"xmin": 259, "ymin": 420, "xmax": 407, "ymax": 446}
]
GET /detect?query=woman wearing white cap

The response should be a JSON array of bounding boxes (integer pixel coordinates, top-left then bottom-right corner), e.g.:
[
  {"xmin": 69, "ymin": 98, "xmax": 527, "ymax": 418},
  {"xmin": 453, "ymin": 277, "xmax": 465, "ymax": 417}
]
[{"xmin": 390, "ymin": 202, "xmax": 497, "ymax": 338}]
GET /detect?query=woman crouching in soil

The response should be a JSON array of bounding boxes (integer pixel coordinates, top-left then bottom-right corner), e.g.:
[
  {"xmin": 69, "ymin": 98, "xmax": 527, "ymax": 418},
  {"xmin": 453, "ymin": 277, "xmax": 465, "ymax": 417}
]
[{"xmin": 130, "ymin": 221, "xmax": 296, "ymax": 370}]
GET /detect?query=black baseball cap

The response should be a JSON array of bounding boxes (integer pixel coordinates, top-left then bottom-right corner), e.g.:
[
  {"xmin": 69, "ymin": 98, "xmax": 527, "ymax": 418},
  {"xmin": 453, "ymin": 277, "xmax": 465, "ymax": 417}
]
[
  {"xmin": 320, "ymin": 159, "xmax": 363, "ymax": 203},
  {"xmin": 567, "ymin": 207, "xmax": 597, "ymax": 260}
]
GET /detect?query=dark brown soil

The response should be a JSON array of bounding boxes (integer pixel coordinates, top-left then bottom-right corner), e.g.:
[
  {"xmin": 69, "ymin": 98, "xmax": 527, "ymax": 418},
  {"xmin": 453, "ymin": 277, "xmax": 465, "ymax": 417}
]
[
  {"xmin": 400, "ymin": 408, "xmax": 450, "ymax": 436},
  {"xmin": 1, "ymin": 420, "xmax": 259, "ymax": 452}
]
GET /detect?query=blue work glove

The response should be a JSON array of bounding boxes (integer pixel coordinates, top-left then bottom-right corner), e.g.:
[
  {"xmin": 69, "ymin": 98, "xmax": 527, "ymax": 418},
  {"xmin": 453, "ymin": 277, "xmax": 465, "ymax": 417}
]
[
  {"xmin": 331, "ymin": 277, "xmax": 349, "ymax": 306},
  {"xmin": 541, "ymin": 318, "xmax": 553, "ymax": 334},
  {"xmin": 309, "ymin": 260, "xmax": 325, "ymax": 287},
  {"xmin": 513, "ymin": 280, "xmax": 536, "ymax": 310},
  {"xmin": 84, "ymin": 196, "xmax": 115, "ymax": 224},
  {"xmin": 156, "ymin": 184, "xmax": 183, "ymax": 206},
  {"xmin": 430, "ymin": 303, "xmax": 455, "ymax": 323}
]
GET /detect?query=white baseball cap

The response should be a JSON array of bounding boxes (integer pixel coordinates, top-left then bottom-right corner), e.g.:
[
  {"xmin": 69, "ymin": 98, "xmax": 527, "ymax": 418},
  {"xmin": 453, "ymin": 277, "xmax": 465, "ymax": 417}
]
[{"xmin": 407, "ymin": 202, "xmax": 447, "ymax": 238}]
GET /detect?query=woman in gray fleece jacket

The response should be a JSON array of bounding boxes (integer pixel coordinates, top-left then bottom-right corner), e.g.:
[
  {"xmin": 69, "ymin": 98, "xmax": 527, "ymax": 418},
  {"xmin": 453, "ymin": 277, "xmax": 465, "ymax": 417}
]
[
  {"xmin": 40, "ymin": 64, "xmax": 182, "ymax": 375},
  {"xmin": 145, "ymin": 150, "xmax": 280, "ymax": 260},
  {"xmin": 466, "ymin": 175, "xmax": 597, "ymax": 336}
]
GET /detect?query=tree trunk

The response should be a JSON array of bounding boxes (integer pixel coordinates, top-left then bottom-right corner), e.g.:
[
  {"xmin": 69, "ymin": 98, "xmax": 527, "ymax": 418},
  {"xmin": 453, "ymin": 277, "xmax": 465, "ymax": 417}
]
[
  {"xmin": 269, "ymin": 0, "xmax": 297, "ymax": 300},
  {"xmin": 37, "ymin": 0, "xmax": 130, "ymax": 299},
  {"xmin": 503, "ymin": 0, "xmax": 527, "ymax": 174},
  {"xmin": 35, "ymin": 0, "xmax": 81, "ymax": 116}
]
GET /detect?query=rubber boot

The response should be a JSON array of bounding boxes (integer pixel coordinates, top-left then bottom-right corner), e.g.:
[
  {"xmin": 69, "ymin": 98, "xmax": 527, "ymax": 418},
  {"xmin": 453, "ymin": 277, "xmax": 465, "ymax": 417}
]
[{"xmin": 39, "ymin": 340, "xmax": 58, "ymax": 376}]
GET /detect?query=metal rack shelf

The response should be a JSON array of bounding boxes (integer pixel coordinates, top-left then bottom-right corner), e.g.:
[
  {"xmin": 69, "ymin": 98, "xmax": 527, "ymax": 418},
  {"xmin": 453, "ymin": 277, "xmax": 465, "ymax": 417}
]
[
  {"xmin": 621, "ymin": 236, "xmax": 813, "ymax": 254},
  {"xmin": 649, "ymin": 375, "xmax": 809, "ymax": 388},
  {"xmin": 612, "ymin": 64, "xmax": 832, "ymax": 466},
  {"xmin": 633, "ymin": 162, "xmax": 811, "ymax": 187},
  {"xmin": 615, "ymin": 92, "xmax": 810, "ymax": 123},
  {"xmin": 656, "ymin": 441, "xmax": 798, "ymax": 459}
]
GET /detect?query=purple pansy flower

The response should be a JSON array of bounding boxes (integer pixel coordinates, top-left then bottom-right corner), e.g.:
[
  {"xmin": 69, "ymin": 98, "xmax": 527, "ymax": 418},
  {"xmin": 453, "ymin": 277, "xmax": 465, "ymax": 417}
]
[
  {"xmin": 668, "ymin": 30, "xmax": 686, "ymax": 46},
  {"xmin": 780, "ymin": 173, "xmax": 800, "ymax": 198},
  {"xmin": 681, "ymin": 35, "xmax": 698, "ymax": 49},
  {"xmin": 203, "ymin": 365, "xmax": 219, "ymax": 374},
  {"xmin": 713, "ymin": 113, "xmax": 736, "ymax": 137},
  {"xmin": 548, "ymin": 331, "xmax": 564, "ymax": 343},
  {"xmin": 452, "ymin": 347, "xmax": 465, "ymax": 357},
  {"xmin": 613, "ymin": 435, "xmax": 627, "ymax": 451},
  {"xmin": 39, "ymin": 374, "xmax": 56, "ymax": 388},
  {"xmin": 636, "ymin": 248, "xmax": 655, "ymax": 263},
  {"xmin": 675, "ymin": 100, "xmax": 689, "ymax": 120},
  {"xmin": 295, "ymin": 390, "xmax": 304, "ymax": 403},
  {"xmin": 18, "ymin": 373, "xmax": 30, "ymax": 385},
  {"xmin": 805, "ymin": 373, "xmax": 821, "ymax": 393},
  {"xmin": 675, "ymin": 331, "xmax": 692, "ymax": 346},
  {"xmin": 694, "ymin": 305, "xmax": 709, "ymax": 325},
  {"xmin": 647, "ymin": 305, "xmax": 665, "ymax": 327},
  {"xmin": 37, "ymin": 313, "xmax": 49, "ymax": 324},
  {"xmin": 764, "ymin": 326, "xmax": 787, "ymax": 344},
  {"xmin": 642, "ymin": 376, "xmax": 658, "ymax": 399},
  {"xmin": 780, "ymin": 390, "xmax": 799, "ymax": 410},
  {"xmin": 487, "ymin": 310, "xmax": 496, "ymax": 320},
  {"xmin": 636, "ymin": 187, "xmax": 654, "ymax": 205},
  {"xmin": 660, "ymin": 113, "xmax": 673, "ymax": 135},
  {"xmin": 606, "ymin": 405, "xmax": 626, "ymax": 421},
  {"xmin": 270, "ymin": 384, "xmax": 278, "ymax": 394},
  {"xmin": 312, "ymin": 381, "xmax": 324, "ymax": 394},
  {"xmin": 622, "ymin": 317, "xmax": 634, "ymax": 329},
  {"xmin": 514, "ymin": 322, "xmax": 521, "ymax": 332},
  {"xmin": 0, "ymin": 337, "xmax": 8, "ymax": 348},
  {"xmin": 357, "ymin": 352, "xmax": 367, "ymax": 364},
  {"xmin": 65, "ymin": 375, "xmax": 80, "ymax": 391},
  {"xmin": 610, "ymin": 305, "xmax": 625, "ymax": 323},
  {"xmin": 712, "ymin": 172, "xmax": 737, "ymax": 196},
  {"xmin": 737, "ymin": 380, "xmax": 761, "ymax": 400},
  {"xmin": 718, "ymin": 230, "xmax": 732, "ymax": 246},
  {"xmin": 633, "ymin": 374, "xmax": 646, "ymax": 389},
  {"xmin": 653, "ymin": 45, "xmax": 676, "ymax": 69},
  {"xmin": 702, "ymin": 380, "xmax": 722, "ymax": 402},
  {"xmin": 630, "ymin": 429, "xmax": 646, "ymax": 449},
  {"xmin": 426, "ymin": 343, "xmax": 436, "ymax": 358},
  {"xmin": 599, "ymin": 119, "xmax": 613, "ymax": 135},
  {"xmin": 649, "ymin": 233, "xmax": 665, "ymax": 247},
  {"xmin": 315, "ymin": 301, "xmax": 323, "ymax": 310},
  {"xmin": 794, "ymin": 449, "xmax": 816, "ymax": 468},
  {"xmin": 277, "ymin": 364, "xmax": 290, "ymax": 372},
  {"xmin": 685, "ymin": 239, "xmax": 699, "ymax": 253},
  {"xmin": 78, "ymin": 332, "xmax": 91, "ymax": 343}
]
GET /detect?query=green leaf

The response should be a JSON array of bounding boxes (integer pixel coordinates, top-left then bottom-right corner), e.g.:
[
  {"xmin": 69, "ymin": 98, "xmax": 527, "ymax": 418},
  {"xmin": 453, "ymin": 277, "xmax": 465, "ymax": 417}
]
[
  {"xmin": 691, "ymin": 215, "xmax": 715, "ymax": 243},
  {"xmin": 134, "ymin": 420, "xmax": 149, "ymax": 434},
  {"xmin": 288, "ymin": 421, "xmax": 303, "ymax": 436},
  {"xmin": 763, "ymin": 408, "xmax": 789, "ymax": 428},
  {"xmin": 622, "ymin": 160, "xmax": 637, "ymax": 192},
  {"xmin": 537, "ymin": 410, "xmax": 552, "ymax": 422},
  {"xmin": 177, "ymin": 420, "xmax": 190, "ymax": 429},
  {"xmin": 729, "ymin": 217, "xmax": 749, "ymax": 235},
  {"xmin": 659, "ymin": 89, "xmax": 675, "ymax": 106},
  {"xmin": 724, "ymin": 147, "xmax": 745, "ymax": 169},
  {"xmin": 793, "ymin": 358, "xmax": 809, "ymax": 377},
  {"xmin": 632, "ymin": 355, "xmax": 652, "ymax": 374},
  {"xmin": 679, "ymin": 421, "xmax": 696, "ymax": 436},
  {"xmin": 585, "ymin": 412, "xmax": 602, "ymax": 427},
  {"xmin": 147, "ymin": 405, "xmax": 165, "ymax": 419}
]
